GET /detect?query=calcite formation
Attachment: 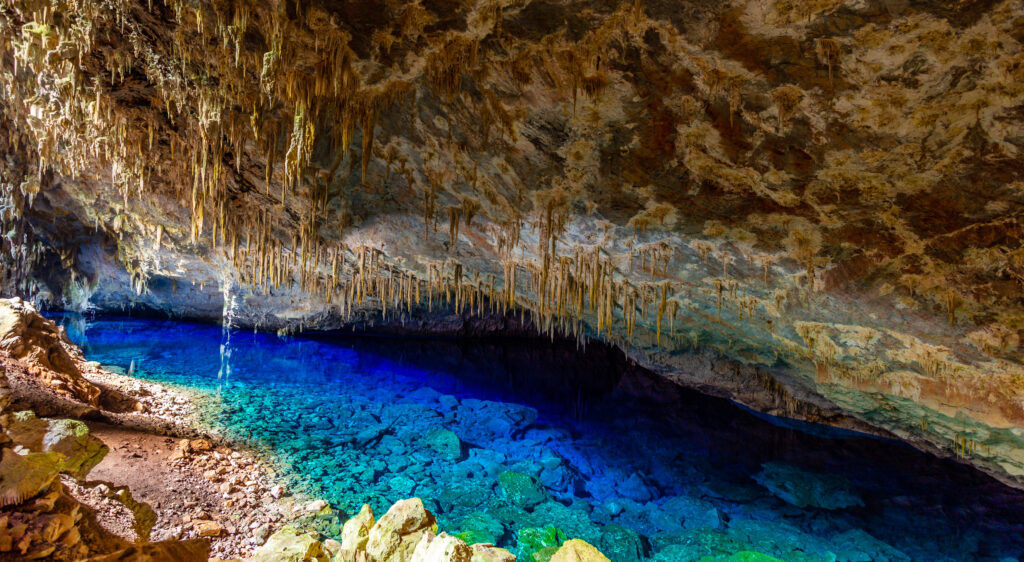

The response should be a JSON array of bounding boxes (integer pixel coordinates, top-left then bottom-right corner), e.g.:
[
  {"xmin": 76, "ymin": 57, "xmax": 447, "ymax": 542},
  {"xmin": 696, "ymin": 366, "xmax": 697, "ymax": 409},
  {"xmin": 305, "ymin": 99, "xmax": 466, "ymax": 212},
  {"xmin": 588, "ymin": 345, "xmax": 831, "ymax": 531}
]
[{"xmin": 1, "ymin": 0, "xmax": 1023, "ymax": 486}]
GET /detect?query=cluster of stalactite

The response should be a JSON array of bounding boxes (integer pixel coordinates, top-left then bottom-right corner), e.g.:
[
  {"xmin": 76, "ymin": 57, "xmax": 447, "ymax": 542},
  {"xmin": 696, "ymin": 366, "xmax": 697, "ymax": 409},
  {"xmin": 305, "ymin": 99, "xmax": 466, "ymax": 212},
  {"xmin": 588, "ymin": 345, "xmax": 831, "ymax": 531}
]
[
  {"xmin": 1, "ymin": 0, "xmax": 770, "ymax": 351},
  {"xmin": 0, "ymin": 0, "xmax": 932, "ymax": 367}
]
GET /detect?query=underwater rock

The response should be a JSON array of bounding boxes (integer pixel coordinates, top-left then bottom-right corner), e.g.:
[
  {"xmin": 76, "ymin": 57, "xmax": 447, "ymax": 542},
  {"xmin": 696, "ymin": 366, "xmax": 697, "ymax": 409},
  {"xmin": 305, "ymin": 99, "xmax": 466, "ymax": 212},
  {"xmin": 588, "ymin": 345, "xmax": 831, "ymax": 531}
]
[
  {"xmin": 388, "ymin": 475, "xmax": 417, "ymax": 496},
  {"xmin": 530, "ymin": 502, "xmax": 601, "ymax": 544},
  {"xmin": 653, "ymin": 496, "xmax": 723, "ymax": 531},
  {"xmin": 341, "ymin": 504, "xmax": 375, "ymax": 551},
  {"xmin": 597, "ymin": 524, "xmax": 645, "ymax": 562},
  {"xmin": 615, "ymin": 472, "xmax": 655, "ymax": 503},
  {"xmin": 424, "ymin": 428, "xmax": 463, "ymax": 461},
  {"xmin": 455, "ymin": 512, "xmax": 506, "ymax": 545},
  {"xmin": 498, "ymin": 471, "xmax": 549, "ymax": 508},
  {"xmin": 716, "ymin": 553, "xmax": 787, "ymax": 562},
  {"xmin": 249, "ymin": 525, "xmax": 327, "ymax": 562},
  {"xmin": 409, "ymin": 531, "xmax": 472, "ymax": 562},
  {"xmin": 438, "ymin": 480, "xmax": 493, "ymax": 513},
  {"xmin": 550, "ymin": 539, "xmax": 611, "ymax": 562},
  {"xmin": 753, "ymin": 463, "xmax": 864, "ymax": 510},
  {"xmin": 830, "ymin": 529, "xmax": 910, "ymax": 562},
  {"xmin": 366, "ymin": 498, "xmax": 439, "ymax": 562},
  {"xmin": 6, "ymin": 410, "xmax": 108, "ymax": 479},
  {"xmin": 515, "ymin": 526, "xmax": 567, "ymax": 561},
  {"xmin": 650, "ymin": 527, "xmax": 749, "ymax": 558},
  {"xmin": 725, "ymin": 519, "xmax": 836, "ymax": 562}
]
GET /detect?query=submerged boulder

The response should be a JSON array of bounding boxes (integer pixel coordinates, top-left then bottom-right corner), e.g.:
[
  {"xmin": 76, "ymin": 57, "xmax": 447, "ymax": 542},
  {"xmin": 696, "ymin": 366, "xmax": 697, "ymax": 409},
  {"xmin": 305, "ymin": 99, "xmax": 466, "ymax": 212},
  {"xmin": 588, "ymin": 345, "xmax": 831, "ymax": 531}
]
[
  {"xmin": 753, "ymin": 462, "xmax": 864, "ymax": 510},
  {"xmin": 455, "ymin": 511, "xmax": 505, "ymax": 545},
  {"xmin": 597, "ymin": 524, "xmax": 645, "ymax": 562},
  {"xmin": 498, "ymin": 471, "xmax": 549, "ymax": 508},
  {"xmin": 424, "ymin": 428, "xmax": 463, "ymax": 460},
  {"xmin": 515, "ymin": 526, "xmax": 567, "ymax": 561}
]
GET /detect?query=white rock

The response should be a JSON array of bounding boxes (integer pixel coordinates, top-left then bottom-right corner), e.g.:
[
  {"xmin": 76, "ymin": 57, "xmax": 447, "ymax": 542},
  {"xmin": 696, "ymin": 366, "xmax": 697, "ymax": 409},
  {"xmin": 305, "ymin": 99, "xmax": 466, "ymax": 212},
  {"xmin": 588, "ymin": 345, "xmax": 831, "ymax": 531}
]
[{"xmin": 306, "ymin": 499, "xmax": 328, "ymax": 512}]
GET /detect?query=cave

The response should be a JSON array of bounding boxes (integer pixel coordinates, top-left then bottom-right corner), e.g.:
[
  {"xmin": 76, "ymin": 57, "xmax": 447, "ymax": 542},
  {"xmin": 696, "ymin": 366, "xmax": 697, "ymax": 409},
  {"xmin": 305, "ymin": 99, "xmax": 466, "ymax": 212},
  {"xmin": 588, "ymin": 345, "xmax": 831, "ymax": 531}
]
[{"xmin": 1, "ymin": 0, "xmax": 1023, "ymax": 560}]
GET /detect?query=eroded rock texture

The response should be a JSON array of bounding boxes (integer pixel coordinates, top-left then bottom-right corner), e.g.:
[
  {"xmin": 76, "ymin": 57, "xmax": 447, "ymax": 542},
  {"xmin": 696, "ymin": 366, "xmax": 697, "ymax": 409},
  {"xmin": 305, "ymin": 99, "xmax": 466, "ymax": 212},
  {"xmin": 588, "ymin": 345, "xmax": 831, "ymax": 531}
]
[{"xmin": 1, "ymin": 1, "xmax": 1023, "ymax": 483}]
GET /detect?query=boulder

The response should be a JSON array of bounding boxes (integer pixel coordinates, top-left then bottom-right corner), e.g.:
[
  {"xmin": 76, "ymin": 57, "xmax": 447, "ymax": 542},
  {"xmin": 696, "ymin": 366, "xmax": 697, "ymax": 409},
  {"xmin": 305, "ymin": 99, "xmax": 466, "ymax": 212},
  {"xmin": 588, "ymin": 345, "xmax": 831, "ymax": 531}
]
[
  {"xmin": 6, "ymin": 410, "xmax": 108, "ymax": 479},
  {"xmin": 498, "ymin": 471, "xmax": 549, "ymax": 508},
  {"xmin": 341, "ymin": 504, "xmax": 375, "ymax": 551},
  {"xmin": 366, "ymin": 498, "xmax": 438, "ymax": 562},
  {"xmin": 424, "ymin": 428, "xmax": 462, "ymax": 460},
  {"xmin": 249, "ymin": 525, "xmax": 328, "ymax": 562},
  {"xmin": 753, "ymin": 462, "xmax": 864, "ymax": 510},
  {"xmin": 550, "ymin": 539, "xmax": 611, "ymax": 562},
  {"xmin": 0, "ymin": 449, "xmax": 63, "ymax": 508},
  {"xmin": 597, "ymin": 525, "xmax": 644, "ymax": 562},
  {"xmin": 454, "ymin": 512, "xmax": 505, "ymax": 545},
  {"xmin": 515, "ymin": 526, "xmax": 566, "ymax": 562},
  {"xmin": 410, "ymin": 532, "xmax": 472, "ymax": 562},
  {"xmin": 0, "ymin": 298, "xmax": 101, "ymax": 406}
]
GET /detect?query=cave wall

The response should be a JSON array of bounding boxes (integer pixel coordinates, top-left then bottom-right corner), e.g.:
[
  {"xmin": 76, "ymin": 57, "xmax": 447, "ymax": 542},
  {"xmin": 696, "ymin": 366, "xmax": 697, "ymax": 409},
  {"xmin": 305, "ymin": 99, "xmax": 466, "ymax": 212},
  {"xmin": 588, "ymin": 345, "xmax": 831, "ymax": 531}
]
[{"xmin": 1, "ymin": 0, "xmax": 1024, "ymax": 484}]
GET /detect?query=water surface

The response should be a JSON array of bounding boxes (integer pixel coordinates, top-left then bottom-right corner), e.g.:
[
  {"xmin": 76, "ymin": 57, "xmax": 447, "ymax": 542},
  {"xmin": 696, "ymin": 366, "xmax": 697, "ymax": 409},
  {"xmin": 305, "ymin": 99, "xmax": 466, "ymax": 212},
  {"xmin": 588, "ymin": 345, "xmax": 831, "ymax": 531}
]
[{"xmin": 57, "ymin": 314, "xmax": 1024, "ymax": 561}]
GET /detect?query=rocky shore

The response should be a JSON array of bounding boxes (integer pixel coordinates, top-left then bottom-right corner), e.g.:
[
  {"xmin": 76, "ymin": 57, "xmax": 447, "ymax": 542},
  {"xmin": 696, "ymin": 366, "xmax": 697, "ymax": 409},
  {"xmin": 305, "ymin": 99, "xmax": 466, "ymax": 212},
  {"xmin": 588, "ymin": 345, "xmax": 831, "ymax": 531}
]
[{"xmin": 0, "ymin": 298, "xmax": 626, "ymax": 561}]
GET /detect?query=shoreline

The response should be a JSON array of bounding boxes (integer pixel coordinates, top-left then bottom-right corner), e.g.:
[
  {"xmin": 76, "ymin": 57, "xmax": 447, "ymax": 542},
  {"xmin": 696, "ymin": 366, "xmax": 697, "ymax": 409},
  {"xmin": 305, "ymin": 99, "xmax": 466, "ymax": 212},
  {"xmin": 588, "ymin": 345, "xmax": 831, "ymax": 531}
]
[{"xmin": 5, "ymin": 353, "xmax": 310, "ymax": 560}]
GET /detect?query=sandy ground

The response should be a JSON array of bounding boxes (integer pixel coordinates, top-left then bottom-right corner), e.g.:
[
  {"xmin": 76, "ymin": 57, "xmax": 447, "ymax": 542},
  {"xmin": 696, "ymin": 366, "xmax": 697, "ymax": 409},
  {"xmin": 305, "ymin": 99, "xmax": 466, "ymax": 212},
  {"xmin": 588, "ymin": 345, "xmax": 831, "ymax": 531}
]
[{"xmin": 4, "ymin": 356, "xmax": 303, "ymax": 560}]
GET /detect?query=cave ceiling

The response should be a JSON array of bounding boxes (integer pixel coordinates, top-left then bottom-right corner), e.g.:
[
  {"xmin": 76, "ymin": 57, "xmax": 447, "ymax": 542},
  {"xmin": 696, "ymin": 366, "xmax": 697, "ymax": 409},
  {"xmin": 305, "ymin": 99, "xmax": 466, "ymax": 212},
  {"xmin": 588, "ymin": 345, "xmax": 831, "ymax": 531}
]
[{"xmin": 2, "ymin": 0, "xmax": 1024, "ymax": 483}]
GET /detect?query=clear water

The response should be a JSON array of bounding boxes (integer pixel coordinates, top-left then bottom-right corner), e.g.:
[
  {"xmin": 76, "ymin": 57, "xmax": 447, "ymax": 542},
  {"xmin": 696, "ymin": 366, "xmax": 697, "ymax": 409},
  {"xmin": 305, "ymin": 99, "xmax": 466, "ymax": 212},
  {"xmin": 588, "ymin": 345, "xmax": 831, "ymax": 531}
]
[{"xmin": 55, "ymin": 314, "xmax": 1024, "ymax": 561}]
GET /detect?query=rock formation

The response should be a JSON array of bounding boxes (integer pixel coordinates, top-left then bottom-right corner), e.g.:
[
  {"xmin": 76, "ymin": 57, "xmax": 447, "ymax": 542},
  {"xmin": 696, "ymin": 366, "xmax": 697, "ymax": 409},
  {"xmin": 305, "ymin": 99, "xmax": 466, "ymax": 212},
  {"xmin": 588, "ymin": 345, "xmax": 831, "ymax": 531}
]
[{"xmin": 0, "ymin": 0, "xmax": 1022, "ymax": 488}]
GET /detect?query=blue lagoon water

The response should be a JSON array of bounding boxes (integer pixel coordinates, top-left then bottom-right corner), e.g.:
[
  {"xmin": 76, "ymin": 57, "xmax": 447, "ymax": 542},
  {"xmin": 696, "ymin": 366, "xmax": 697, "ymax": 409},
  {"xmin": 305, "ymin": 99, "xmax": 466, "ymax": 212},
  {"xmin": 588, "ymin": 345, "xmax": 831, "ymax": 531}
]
[{"xmin": 55, "ymin": 314, "xmax": 1024, "ymax": 561}]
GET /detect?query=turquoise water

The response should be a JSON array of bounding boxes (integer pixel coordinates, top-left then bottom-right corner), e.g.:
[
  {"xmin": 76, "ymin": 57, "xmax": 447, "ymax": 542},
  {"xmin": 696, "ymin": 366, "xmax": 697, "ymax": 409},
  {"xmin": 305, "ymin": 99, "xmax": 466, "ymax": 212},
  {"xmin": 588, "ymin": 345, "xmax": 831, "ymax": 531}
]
[{"xmin": 56, "ymin": 314, "xmax": 1024, "ymax": 561}]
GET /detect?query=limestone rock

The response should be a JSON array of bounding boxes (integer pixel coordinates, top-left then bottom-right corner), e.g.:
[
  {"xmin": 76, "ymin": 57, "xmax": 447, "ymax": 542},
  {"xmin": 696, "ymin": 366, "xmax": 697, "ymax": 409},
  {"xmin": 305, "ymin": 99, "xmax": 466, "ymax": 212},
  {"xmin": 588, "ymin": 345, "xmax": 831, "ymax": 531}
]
[
  {"xmin": 424, "ymin": 428, "xmax": 462, "ymax": 460},
  {"xmin": 341, "ymin": 504, "xmax": 374, "ymax": 551},
  {"xmin": 0, "ymin": 449, "xmax": 63, "ymax": 508},
  {"xmin": 410, "ymin": 532, "xmax": 472, "ymax": 562},
  {"xmin": 194, "ymin": 520, "xmax": 226, "ymax": 538},
  {"xmin": 597, "ymin": 525, "xmax": 644, "ymax": 562},
  {"xmin": 249, "ymin": 525, "xmax": 328, "ymax": 562},
  {"xmin": 366, "ymin": 498, "xmax": 438, "ymax": 562},
  {"xmin": 469, "ymin": 544, "xmax": 516, "ymax": 562},
  {"xmin": 549, "ymin": 539, "xmax": 611, "ymax": 562},
  {"xmin": 497, "ymin": 471, "xmax": 549, "ymax": 509},
  {"xmin": 515, "ymin": 526, "xmax": 566, "ymax": 562},
  {"xmin": 6, "ymin": 410, "xmax": 108, "ymax": 479},
  {"xmin": 0, "ymin": 298, "xmax": 101, "ymax": 406},
  {"xmin": 753, "ymin": 462, "xmax": 864, "ymax": 510}
]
